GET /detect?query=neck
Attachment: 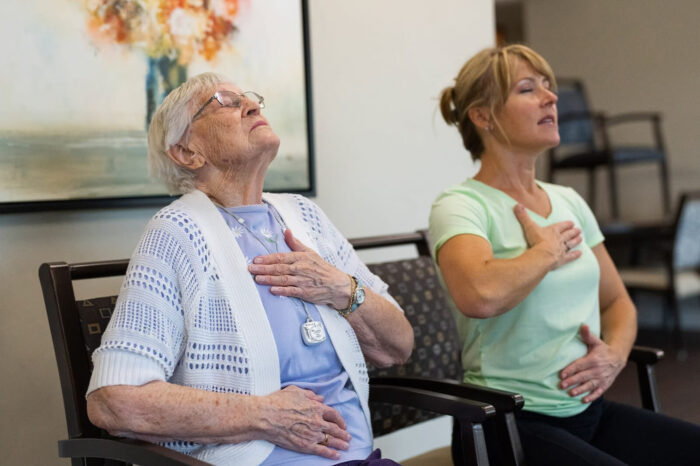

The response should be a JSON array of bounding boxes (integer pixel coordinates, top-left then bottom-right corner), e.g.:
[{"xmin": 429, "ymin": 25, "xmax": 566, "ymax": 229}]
[
  {"xmin": 474, "ymin": 145, "xmax": 539, "ymax": 195},
  {"xmin": 196, "ymin": 162, "xmax": 268, "ymax": 207}
]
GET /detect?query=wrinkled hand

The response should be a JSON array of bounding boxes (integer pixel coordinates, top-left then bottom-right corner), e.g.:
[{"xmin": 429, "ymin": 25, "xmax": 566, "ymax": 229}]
[
  {"xmin": 559, "ymin": 324, "xmax": 626, "ymax": 403},
  {"xmin": 513, "ymin": 204, "xmax": 583, "ymax": 269},
  {"xmin": 259, "ymin": 385, "xmax": 351, "ymax": 460},
  {"xmin": 248, "ymin": 229, "xmax": 352, "ymax": 310}
]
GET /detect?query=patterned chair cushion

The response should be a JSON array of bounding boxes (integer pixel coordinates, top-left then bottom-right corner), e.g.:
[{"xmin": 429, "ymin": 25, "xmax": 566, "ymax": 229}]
[
  {"xmin": 367, "ymin": 255, "xmax": 462, "ymax": 437},
  {"xmin": 76, "ymin": 295, "xmax": 117, "ymax": 367}
]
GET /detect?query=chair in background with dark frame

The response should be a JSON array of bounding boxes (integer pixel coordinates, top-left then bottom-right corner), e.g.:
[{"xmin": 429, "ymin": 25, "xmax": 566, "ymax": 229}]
[
  {"xmin": 548, "ymin": 78, "xmax": 671, "ymax": 220},
  {"xmin": 618, "ymin": 191, "xmax": 700, "ymax": 356}
]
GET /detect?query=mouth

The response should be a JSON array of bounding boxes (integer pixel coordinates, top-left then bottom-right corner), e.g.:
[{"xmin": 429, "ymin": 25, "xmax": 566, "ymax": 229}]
[
  {"xmin": 538, "ymin": 115, "xmax": 556, "ymax": 125},
  {"xmin": 251, "ymin": 120, "xmax": 268, "ymax": 131}
]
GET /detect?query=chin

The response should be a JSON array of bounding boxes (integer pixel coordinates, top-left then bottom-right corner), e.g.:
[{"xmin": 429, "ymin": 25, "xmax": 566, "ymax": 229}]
[
  {"xmin": 262, "ymin": 134, "xmax": 281, "ymax": 159},
  {"xmin": 545, "ymin": 136, "xmax": 561, "ymax": 149}
]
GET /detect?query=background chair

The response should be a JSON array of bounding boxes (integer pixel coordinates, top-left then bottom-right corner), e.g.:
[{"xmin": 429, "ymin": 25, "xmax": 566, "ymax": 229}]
[
  {"xmin": 548, "ymin": 78, "xmax": 671, "ymax": 219},
  {"xmin": 618, "ymin": 191, "xmax": 700, "ymax": 353},
  {"xmin": 39, "ymin": 242, "xmax": 496, "ymax": 466}
]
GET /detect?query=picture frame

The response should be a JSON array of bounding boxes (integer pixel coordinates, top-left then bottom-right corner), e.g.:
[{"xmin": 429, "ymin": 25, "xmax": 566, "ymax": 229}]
[{"xmin": 0, "ymin": 0, "xmax": 315, "ymax": 214}]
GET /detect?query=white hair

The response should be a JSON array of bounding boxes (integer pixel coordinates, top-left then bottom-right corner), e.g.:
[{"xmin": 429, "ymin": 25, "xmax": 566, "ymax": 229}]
[{"xmin": 147, "ymin": 72, "xmax": 230, "ymax": 194}]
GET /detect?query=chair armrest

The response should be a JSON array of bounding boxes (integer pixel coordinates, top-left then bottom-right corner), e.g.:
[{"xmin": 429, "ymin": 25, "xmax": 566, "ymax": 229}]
[
  {"xmin": 604, "ymin": 111, "xmax": 661, "ymax": 126},
  {"xmin": 372, "ymin": 379, "xmax": 525, "ymax": 466},
  {"xmin": 370, "ymin": 384, "xmax": 495, "ymax": 424},
  {"xmin": 629, "ymin": 345, "xmax": 665, "ymax": 365},
  {"xmin": 371, "ymin": 376, "xmax": 523, "ymax": 412},
  {"xmin": 601, "ymin": 220, "xmax": 674, "ymax": 242},
  {"xmin": 58, "ymin": 438, "xmax": 211, "ymax": 466},
  {"xmin": 628, "ymin": 345, "xmax": 664, "ymax": 413}
]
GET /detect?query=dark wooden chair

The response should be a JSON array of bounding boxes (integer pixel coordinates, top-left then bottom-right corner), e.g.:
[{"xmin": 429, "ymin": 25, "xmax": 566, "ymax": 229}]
[
  {"xmin": 39, "ymin": 239, "xmax": 496, "ymax": 466},
  {"xmin": 618, "ymin": 191, "xmax": 700, "ymax": 354},
  {"xmin": 548, "ymin": 78, "xmax": 671, "ymax": 220}
]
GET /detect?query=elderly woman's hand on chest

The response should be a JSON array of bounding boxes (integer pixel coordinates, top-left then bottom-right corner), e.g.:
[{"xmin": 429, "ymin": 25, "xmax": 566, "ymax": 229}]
[{"xmin": 247, "ymin": 229, "xmax": 353, "ymax": 311}]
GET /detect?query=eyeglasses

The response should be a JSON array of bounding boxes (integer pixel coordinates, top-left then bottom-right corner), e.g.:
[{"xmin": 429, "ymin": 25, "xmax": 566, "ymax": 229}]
[{"xmin": 192, "ymin": 90, "xmax": 265, "ymax": 121}]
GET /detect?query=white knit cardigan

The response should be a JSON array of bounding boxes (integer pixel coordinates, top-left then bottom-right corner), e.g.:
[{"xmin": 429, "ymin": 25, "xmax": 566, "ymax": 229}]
[{"xmin": 88, "ymin": 190, "xmax": 397, "ymax": 465}]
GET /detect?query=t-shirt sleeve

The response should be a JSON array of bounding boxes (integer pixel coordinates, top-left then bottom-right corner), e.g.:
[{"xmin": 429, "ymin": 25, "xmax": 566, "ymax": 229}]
[
  {"xmin": 567, "ymin": 187, "xmax": 605, "ymax": 248},
  {"xmin": 296, "ymin": 196, "xmax": 402, "ymax": 311},
  {"xmin": 429, "ymin": 189, "xmax": 490, "ymax": 262}
]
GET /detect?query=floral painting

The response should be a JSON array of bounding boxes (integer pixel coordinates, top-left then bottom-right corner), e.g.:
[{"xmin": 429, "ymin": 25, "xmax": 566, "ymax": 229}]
[{"xmin": 0, "ymin": 0, "xmax": 313, "ymax": 212}]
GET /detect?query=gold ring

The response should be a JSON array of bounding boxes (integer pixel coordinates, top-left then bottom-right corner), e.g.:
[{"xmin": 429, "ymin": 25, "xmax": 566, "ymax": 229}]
[{"xmin": 319, "ymin": 433, "xmax": 329, "ymax": 446}]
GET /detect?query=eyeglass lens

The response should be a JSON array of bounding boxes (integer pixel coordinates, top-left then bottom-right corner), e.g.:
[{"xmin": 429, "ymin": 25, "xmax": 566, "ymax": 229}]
[{"xmin": 216, "ymin": 91, "xmax": 264, "ymax": 109}]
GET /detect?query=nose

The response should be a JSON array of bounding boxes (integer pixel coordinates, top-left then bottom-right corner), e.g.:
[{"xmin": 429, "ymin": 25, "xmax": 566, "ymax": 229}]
[
  {"xmin": 242, "ymin": 96, "xmax": 261, "ymax": 117},
  {"xmin": 543, "ymin": 87, "xmax": 558, "ymax": 107}
]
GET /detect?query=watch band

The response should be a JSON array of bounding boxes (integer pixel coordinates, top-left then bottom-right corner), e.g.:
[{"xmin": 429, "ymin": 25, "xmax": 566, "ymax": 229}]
[{"xmin": 339, "ymin": 276, "xmax": 359, "ymax": 318}]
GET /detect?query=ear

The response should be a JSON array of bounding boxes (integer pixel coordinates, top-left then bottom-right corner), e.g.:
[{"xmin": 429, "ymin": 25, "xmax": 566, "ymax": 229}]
[
  {"xmin": 166, "ymin": 143, "xmax": 206, "ymax": 170},
  {"xmin": 467, "ymin": 107, "xmax": 492, "ymax": 131}
]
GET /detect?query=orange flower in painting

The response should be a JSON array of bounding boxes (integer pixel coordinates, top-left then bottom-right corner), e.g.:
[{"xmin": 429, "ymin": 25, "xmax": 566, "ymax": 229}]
[{"xmin": 83, "ymin": 0, "xmax": 240, "ymax": 63}]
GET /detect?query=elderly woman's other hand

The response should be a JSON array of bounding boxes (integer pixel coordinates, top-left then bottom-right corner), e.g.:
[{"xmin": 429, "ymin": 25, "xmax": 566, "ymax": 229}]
[
  {"xmin": 248, "ymin": 230, "xmax": 352, "ymax": 310},
  {"xmin": 513, "ymin": 204, "xmax": 583, "ymax": 270},
  {"xmin": 559, "ymin": 324, "xmax": 626, "ymax": 403},
  {"xmin": 260, "ymin": 385, "xmax": 351, "ymax": 460}
]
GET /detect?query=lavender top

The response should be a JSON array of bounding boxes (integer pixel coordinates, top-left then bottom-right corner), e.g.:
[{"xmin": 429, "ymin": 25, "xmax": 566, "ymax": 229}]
[{"xmin": 218, "ymin": 203, "xmax": 372, "ymax": 465}]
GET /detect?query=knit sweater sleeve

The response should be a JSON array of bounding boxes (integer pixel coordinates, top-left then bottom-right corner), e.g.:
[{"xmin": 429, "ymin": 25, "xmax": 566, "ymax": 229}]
[
  {"xmin": 291, "ymin": 195, "xmax": 402, "ymax": 311},
  {"xmin": 87, "ymin": 209, "xmax": 192, "ymax": 395}
]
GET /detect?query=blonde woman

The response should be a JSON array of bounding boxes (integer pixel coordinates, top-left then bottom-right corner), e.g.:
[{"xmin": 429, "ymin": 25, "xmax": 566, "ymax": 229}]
[{"xmin": 430, "ymin": 45, "xmax": 700, "ymax": 465}]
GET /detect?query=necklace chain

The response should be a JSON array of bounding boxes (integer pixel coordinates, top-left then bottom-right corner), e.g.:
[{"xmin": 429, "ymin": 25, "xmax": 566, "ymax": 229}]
[{"xmin": 215, "ymin": 201, "xmax": 316, "ymax": 323}]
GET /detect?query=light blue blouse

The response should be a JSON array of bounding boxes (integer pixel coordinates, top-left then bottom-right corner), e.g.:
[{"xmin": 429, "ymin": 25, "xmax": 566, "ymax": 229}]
[{"xmin": 218, "ymin": 203, "xmax": 372, "ymax": 465}]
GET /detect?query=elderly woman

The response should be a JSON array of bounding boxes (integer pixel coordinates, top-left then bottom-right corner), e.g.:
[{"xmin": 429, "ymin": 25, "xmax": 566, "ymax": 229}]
[
  {"xmin": 430, "ymin": 45, "xmax": 700, "ymax": 465},
  {"xmin": 86, "ymin": 72, "xmax": 413, "ymax": 465}
]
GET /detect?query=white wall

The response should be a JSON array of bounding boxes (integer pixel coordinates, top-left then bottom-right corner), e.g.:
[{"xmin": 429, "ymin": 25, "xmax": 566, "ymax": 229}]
[
  {"xmin": 524, "ymin": 0, "xmax": 700, "ymax": 221},
  {"xmin": 0, "ymin": 1, "xmax": 494, "ymax": 464}
]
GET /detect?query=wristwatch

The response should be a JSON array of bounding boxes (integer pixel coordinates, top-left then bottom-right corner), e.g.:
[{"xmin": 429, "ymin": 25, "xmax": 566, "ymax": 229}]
[{"xmin": 340, "ymin": 276, "xmax": 365, "ymax": 317}]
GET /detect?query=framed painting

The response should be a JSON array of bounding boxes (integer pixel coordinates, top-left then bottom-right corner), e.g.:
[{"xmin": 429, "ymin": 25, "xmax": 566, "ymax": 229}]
[{"xmin": 0, "ymin": 0, "xmax": 315, "ymax": 213}]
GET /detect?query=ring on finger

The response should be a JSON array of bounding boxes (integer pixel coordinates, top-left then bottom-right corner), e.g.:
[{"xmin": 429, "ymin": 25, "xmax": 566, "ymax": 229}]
[
  {"xmin": 564, "ymin": 240, "xmax": 571, "ymax": 251},
  {"xmin": 319, "ymin": 433, "xmax": 329, "ymax": 446}
]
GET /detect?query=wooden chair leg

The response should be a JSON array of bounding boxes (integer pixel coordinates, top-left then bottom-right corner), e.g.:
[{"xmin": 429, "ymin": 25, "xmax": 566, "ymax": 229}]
[
  {"xmin": 607, "ymin": 163, "xmax": 619, "ymax": 219},
  {"xmin": 659, "ymin": 159, "xmax": 671, "ymax": 216},
  {"xmin": 452, "ymin": 419, "xmax": 492, "ymax": 466},
  {"xmin": 459, "ymin": 421, "xmax": 490, "ymax": 466},
  {"xmin": 667, "ymin": 291, "xmax": 687, "ymax": 360},
  {"xmin": 588, "ymin": 167, "xmax": 597, "ymax": 215}
]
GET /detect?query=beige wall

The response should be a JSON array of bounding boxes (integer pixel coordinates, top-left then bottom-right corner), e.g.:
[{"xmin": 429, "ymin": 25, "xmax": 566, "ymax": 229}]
[
  {"xmin": 0, "ymin": 1, "xmax": 494, "ymax": 464},
  {"xmin": 524, "ymin": 0, "xmax": 700, "ymax": 221}
]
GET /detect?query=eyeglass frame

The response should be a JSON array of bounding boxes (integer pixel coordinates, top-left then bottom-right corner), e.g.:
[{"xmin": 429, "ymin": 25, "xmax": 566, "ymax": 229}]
[{"xmin": 191, "ymin": 90, "xmax": 265, "ymax": 122}]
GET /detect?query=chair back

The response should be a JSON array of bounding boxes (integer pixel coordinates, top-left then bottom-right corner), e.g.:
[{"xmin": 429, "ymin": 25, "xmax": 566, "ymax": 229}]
[
  {"xmin": 555, "ymin": 79, "xmax": 596, "ymax": 148},
  {"xmin": 40, "ymin": 260, "xmax": 129, "ymax": 442},
  {"xmin": 351, "ymin": 231, "xmax": 463, "ymax": 437},
  {"xmin": 673, "ymin": 191, "xmax": 700, "ymax": 270}
]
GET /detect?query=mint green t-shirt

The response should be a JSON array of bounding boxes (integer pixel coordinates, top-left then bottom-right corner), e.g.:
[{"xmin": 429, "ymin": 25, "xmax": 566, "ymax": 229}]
[{"xmin": 429, "ymin": 179, "xmax": 605, "ymax": 417}]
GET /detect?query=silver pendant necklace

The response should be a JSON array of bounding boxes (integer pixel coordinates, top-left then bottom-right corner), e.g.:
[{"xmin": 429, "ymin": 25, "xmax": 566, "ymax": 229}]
[{"xmin": 216, "ymin": 201, "xmax": 327, "ymax": 346}]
